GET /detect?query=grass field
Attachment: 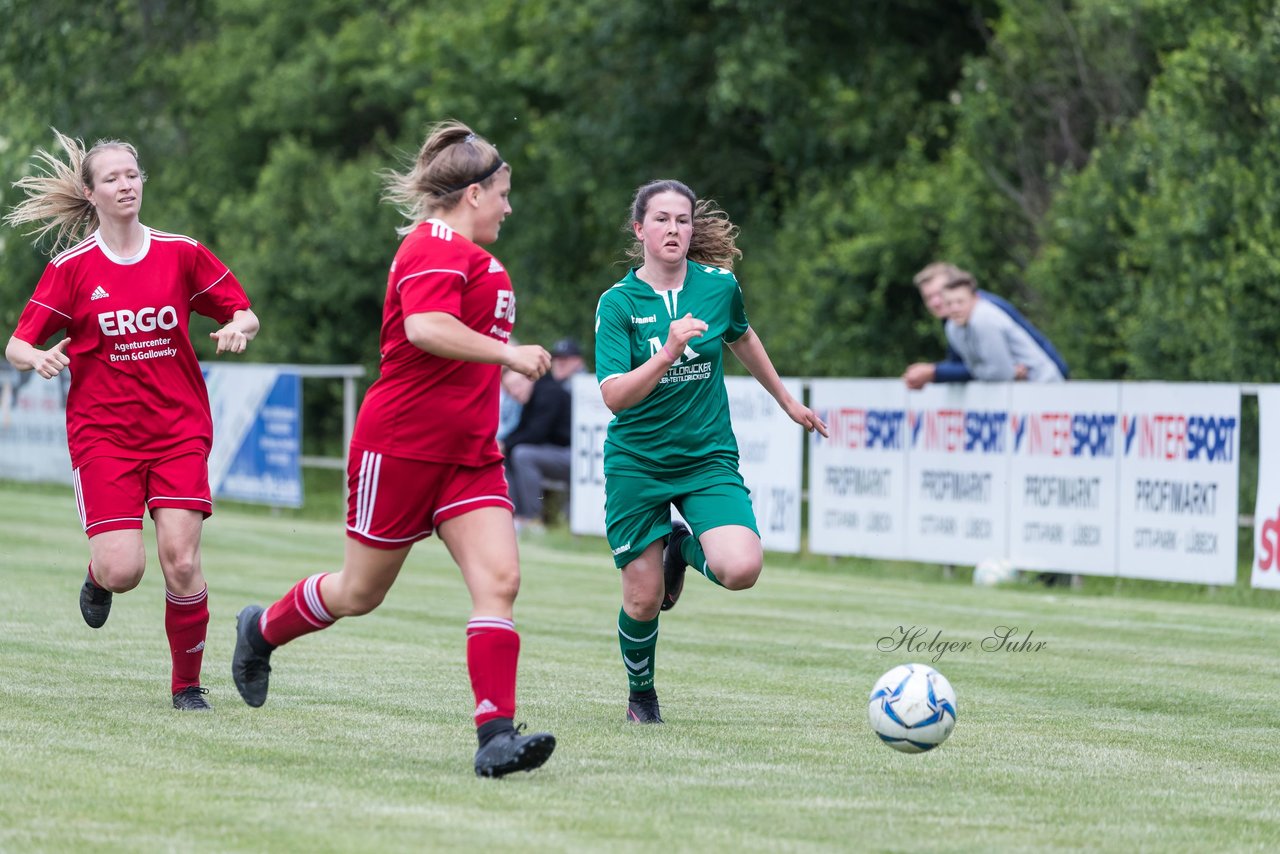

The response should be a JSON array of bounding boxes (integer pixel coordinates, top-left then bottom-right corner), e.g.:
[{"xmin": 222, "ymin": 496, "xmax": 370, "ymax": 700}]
[{"xmin": 2, "ymin": 480, "xmax": 1280, "ymax": 852}]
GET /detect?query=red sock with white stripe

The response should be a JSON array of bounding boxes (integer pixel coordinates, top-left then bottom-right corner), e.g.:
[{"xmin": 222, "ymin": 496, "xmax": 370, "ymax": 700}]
[
  {"xmin": 165, "ymin": 586, "xmax": 209, "ymax": 694},
  {"xmin": 259, "ymin": 573, "xmax": 336, "ymax": 647},
  {"xmin": 466, "ymin": 617, "xmax": 519, "ymax": 728}
]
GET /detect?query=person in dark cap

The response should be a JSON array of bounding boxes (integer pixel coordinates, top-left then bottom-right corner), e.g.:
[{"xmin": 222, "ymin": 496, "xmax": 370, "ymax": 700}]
[
  {"xmin": 550, "ymin": 337, "xmax": 582, "ymax": 359},
  {"xmin": 505, "ymin": 337, "xmax": 585, "ymax": 533}
]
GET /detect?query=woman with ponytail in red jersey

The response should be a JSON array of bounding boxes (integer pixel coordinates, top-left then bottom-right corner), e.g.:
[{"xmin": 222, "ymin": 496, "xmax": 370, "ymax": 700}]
[{"xmin": 231, "ymin": 120, "xmax": 557, "ymax": 778}]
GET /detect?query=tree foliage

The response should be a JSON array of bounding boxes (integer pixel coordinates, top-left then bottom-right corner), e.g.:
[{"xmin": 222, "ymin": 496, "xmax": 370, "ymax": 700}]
[{"xmin": 2, "ymin": 0, "xmax": 1277, "ymax": 418}]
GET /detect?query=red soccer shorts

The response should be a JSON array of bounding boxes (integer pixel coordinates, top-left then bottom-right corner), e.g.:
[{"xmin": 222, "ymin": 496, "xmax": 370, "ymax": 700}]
[
  {"xmin": 345, "ymin": 447, "xmax": 513, "ymax": 549},
  {"xmin": 73, "ymin": 451, "xmax": 212, "ymax": 537}
]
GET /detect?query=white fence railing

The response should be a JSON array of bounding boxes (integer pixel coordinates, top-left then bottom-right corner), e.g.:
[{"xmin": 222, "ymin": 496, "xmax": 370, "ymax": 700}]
[{"xmin": 0, "ymin": 363, "xmax": 364, "ymax": 508}]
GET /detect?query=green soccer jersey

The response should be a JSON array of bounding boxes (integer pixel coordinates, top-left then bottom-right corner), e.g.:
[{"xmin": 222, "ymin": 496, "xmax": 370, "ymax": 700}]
[{"xmin": 594, "ymin": 260, "xmax": 750, "ymax": 476}]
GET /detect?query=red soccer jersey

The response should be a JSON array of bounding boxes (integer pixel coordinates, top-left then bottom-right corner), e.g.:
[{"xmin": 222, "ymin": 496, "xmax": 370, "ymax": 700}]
[
  {"xmin": 352, "ymin": 219, "xmax": 516, "ymax": 466},
  {"xmin": 12, "ymin": 227, "xmax": 251, "ymax": 467}
]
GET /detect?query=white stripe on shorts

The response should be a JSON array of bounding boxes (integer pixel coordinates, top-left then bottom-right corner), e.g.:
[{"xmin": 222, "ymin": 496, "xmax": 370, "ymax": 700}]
[
  {"xmin": 432, "ymin": 494, "xmax": 513, "ymax": 521},
  {"xmin": 73, "ymin": 467, "xmax": 86, "ymax": 529},
  {"xmin": 354, "ymin": 450, "xmax": 382, "ymax": 534}
]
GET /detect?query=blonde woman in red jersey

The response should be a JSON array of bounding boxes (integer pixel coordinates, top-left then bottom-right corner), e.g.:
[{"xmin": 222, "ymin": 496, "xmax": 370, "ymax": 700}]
[
  {"xmin": 4, "ymin": 130, "xmax": 259, "ymax": 711},
  {"xmin": 231, "ymin": 120, "xmax": 557, "ymax": 778}
]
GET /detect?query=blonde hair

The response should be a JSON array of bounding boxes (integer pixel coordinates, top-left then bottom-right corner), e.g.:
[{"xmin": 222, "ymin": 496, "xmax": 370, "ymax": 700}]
[
  {"xmin": 912, "ymin": 261, "xmax": 963, "ymax": 289},
  {"xmin": 381, "ymin": 120, "xmax": 507, "ymax": 228},
  {"xmin": 4, "ymin": 129, "xmax": 145, "ymax": 255},
  {"xmin": 624, "ymin": 179, "xmax": 743, "ymax": 271}
]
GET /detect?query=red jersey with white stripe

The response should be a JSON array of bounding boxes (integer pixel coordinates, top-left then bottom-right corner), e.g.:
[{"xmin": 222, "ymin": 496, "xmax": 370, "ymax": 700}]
[
  {"xmin": 12, "ymin": 227, "xmax": 251, "ymax": 466},
  {"xmin": 352, "ymin": 219, "xmax": 516, "ymax": 466}
]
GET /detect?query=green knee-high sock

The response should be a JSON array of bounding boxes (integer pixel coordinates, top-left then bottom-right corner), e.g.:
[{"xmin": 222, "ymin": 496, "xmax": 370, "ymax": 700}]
[
  {"xmin": 680, "ymin": 532, "xmax": 725, "ymax": 588},
  {"xmin": 618, "ymin": 609, "xmax": 659, "ymax": 692}
]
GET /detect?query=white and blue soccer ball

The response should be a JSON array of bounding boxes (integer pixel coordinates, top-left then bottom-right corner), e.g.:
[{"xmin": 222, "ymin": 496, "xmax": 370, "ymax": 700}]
[
  {"xmin": 973, "ymin": 557, "xmax": 1018, "ymax": 587},
  {"xmin": 867, "ymin": 663, "xmax": 957, "ymax": 753}
]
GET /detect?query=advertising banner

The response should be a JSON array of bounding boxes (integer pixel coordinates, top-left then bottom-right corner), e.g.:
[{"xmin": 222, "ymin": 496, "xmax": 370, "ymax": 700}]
[
  {"xmin": 1008, "ymin": 383, "xmax": 1121, "ymax": 575},
  {"xmin": 904, "ymin": 383, "xmax": 1011, "ymax": 565},
  {"xmin": 1, "ymin": 364, "xmax": 303, "ymax": 508},
  {"xmin": 206, "ymin": 365, "xmax": 303, "ymax": 508},
  {"xmin": 1250, "ymin": 386, "xmax": 1280, "ymax": 589},
  {"xmin": 0, "ymin": 367, "xmax": 72, "ymax": 484},
  {"xmin": 726, "ymin": 376, "xmax": 804, "ymax": 553},
  {"xmin": 807, "ymin": 379, "xmax": 909, "ymax": 559},
  {"xmin": 1116, "ymin": 383, "xmax": 1239, "ymax": 584},
  {"xmin": 569, "ymin": 374, "xmax": 805, "ymax": 553},
  {"xmin": 569, "ymin": 372, "xmax": 610, "ymax": 537}
]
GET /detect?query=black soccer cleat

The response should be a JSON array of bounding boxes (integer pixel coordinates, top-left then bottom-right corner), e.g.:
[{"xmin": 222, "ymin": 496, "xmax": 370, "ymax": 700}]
[
  {"xmin": 79, "ymin": 573, "xmax": 112, "ymax": 628},
  {"xmin": 474, "ymin": 724, "xmax": 557, "ymax": 778},
  {"xmin": 626, "ymin": 689, "xmax": 664, "ymax": 724},
  {"xmin": 172, "ymin": 686, "xmax": 213, "ymax": 711},
  {"xmin": 232, "ymin": 605, "xmax": 274, "ymax": 708},
  {"xmin": 662, "ymin": 523, "xmax": 691, "ymax": 612}
]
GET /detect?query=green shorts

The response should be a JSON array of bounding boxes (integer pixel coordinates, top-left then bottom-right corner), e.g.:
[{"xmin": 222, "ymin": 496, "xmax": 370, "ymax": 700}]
[{"xmin": 604, "ymin": 461, "xmax": 758, "ymax": 568}]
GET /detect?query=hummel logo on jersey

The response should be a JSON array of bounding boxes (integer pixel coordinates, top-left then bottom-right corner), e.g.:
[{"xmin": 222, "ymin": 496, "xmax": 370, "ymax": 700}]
[
  {"xmin": 474, "ymin": 698, "xmax": 499, "ymax": 718},
  {"xmin": 632, "ymin": 315, "xmax": 657, "ymax": 325},
  {"xmin": 488, "ymin": 257, "xmax": 504, "ymax": 273},
  {"xmin": 90, "ymin": 286, "xmax": 110, "ymax": 301},
  {"xmin": 429, "ymin": 221, "xmax": 454, "ymax": 241},
  {"xmin": 185, "ymin": 641, "xmax": 206, "ymax": 654}
]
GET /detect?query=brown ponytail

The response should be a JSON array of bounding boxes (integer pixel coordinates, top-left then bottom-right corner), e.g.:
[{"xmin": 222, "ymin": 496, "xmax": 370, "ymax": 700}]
[{"xmin": 623, "ymin": 179, "xmax": 742, "ymax": 271}]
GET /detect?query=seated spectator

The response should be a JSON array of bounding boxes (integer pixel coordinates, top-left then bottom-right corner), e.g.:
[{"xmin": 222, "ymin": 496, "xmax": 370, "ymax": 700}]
[
  {"xmin": 903, "ymin": 261, "xmax": 1068, "ymax": 388},
  {"xmin": 505, "ymin": 338, "xmax": 585, "ymax": 533},
  {"xmin": 942, "ymin": 271, "xmax": 1065, "ymax": 383}
]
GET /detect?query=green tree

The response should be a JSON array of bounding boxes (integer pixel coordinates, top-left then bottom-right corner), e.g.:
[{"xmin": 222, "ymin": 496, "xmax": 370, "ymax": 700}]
[
  {"xmin": 1032, "ymin": 6, "xmax": 1280, "ymax": 381},
  {"xmin": 7, "ymin": 0, "xmax": 1275, "ymax": 395},
  {"xmin": 0, "ymin": 0, "xmax": 213, "ymax": 329}
]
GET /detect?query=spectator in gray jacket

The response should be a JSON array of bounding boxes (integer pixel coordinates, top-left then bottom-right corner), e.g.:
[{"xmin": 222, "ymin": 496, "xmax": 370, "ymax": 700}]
[
  {"xmin": 903, "ymin": 261, "xmax": 1068, "ymax": 388},
  {"xmin": 942, "ymin": 272, "xmax": 1065, "ymax": 383}
]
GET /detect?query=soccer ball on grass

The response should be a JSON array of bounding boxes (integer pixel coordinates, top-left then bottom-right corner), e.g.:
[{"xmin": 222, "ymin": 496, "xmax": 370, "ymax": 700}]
[
  {"xmin": 972, "ymin": 557, "xmax": 1017, "ymax": 587},
  {"xmin": 867, "ymin": 663, "xmax": 957, "ymax": 753}
]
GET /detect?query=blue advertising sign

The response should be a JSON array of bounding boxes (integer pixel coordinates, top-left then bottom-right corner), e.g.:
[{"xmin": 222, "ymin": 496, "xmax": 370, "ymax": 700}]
[{"xmin": 205, "ymin": 366, "xmax": 303, "ymax": 508}]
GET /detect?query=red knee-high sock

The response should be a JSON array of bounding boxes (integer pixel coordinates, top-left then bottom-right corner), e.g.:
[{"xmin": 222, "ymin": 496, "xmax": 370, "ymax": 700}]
[
  {"xmin": 466, "ymin": 618, "xmax": 519, "ymax": 727},
  {"xmin": 259, "ymin": 573, "xmax": 335, "ymax": 647},
  {"xmin": 165, "ymin": 586, "xmax": 209, "ymax": 694}
]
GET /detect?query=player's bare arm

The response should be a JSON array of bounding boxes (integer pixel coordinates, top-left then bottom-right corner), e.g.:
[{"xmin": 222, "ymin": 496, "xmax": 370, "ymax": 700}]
[
  {"xmin": 405, "ymin": 311, "xmax": 550, "ymax": 379},
  {"xmin": 209, "ymin": 309, "xmax": 260, "ymax": 355},
  {"xmin": 5, "ymin": 335, "xmax": 71, "ymax": 379},
  {"xmin": 728, "ymin": 327, "xmax": 829, "ymax": 437}
]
